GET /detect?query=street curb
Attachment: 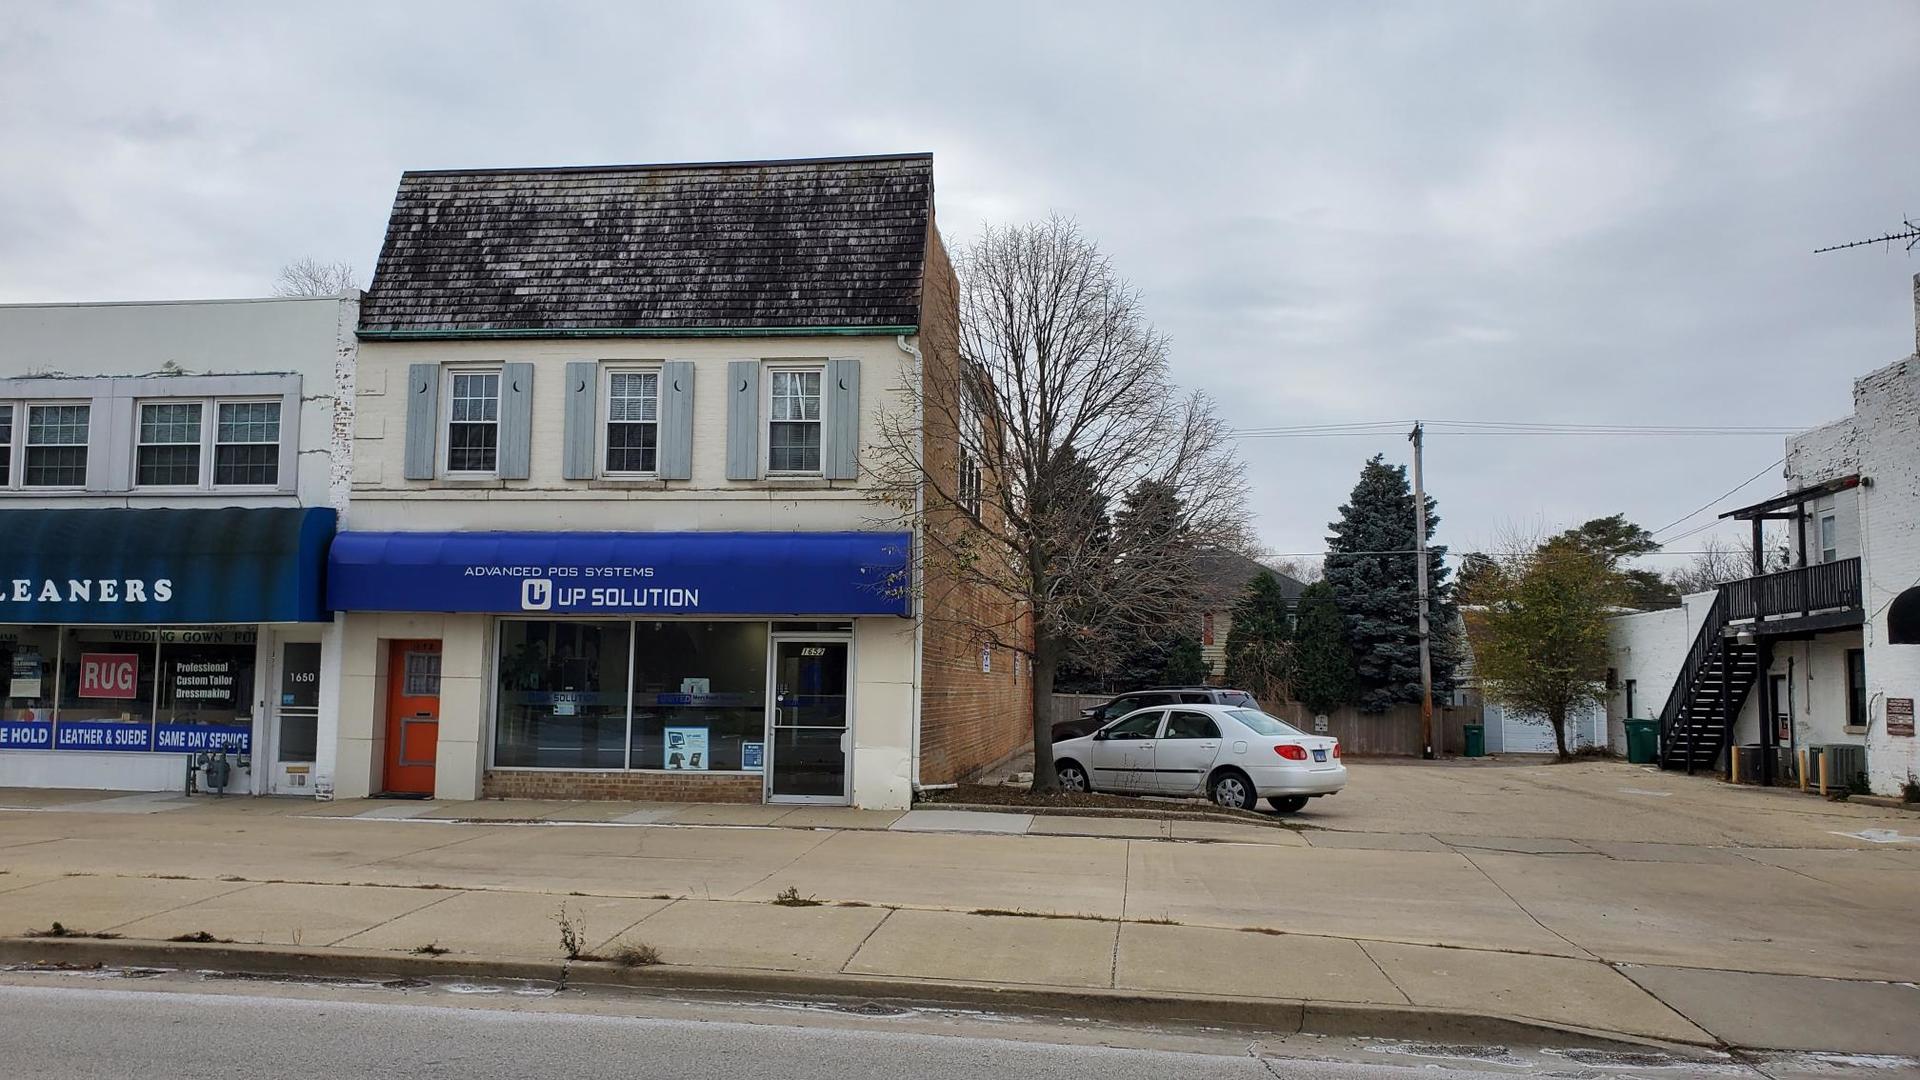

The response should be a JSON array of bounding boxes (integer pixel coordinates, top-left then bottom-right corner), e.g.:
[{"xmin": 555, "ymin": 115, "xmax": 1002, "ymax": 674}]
[
  {"xmin": 914, "ymin": 802, "xmax": 1307, "ymax": 831},
  {"xmin": 0, "ymin": 936, "xmax": 1716, "ymax": 1055},
  {"xmin": 1848, "ymin": 795, "xmax": 1920, "ymax": 812}
]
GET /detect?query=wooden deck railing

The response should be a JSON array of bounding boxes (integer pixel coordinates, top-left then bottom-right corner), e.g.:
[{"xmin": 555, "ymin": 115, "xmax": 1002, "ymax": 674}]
[{"xmin": 1722, "ymin": 557, "xmax": 1861, "ymax": 622}]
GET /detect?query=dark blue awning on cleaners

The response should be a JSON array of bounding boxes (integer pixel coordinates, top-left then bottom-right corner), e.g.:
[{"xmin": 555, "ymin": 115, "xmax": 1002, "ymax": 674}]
[
  {"xmin": 0, "ymin": 507, "xmax": 336, "ymax": 624},
  {"xmin": 327, "ymin": 531, "xmax": 912, "ymax": 617}
]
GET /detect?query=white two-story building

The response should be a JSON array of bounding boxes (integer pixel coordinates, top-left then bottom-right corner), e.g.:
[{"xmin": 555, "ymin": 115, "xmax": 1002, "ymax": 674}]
[
  {"xmin": 0, "ymin": 295, "xmax": 356, "ymax": 794},
  {"xmin": 1610, "ymin": 274, "xmax": 1920, "ymax": 795}
]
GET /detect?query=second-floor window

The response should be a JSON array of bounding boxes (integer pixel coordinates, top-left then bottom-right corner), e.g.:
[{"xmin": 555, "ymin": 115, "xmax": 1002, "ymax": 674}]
[
  {"xmin": 0, "ymin": 404, "xmax": 11, "ymax": 486},
  {"xmin": 957, "ymin": 381, "xmax": 984, "ymax": 518},
  {"xmin": 137, "ymin": 402, "xmax": 203, "ymax": 486},
  {"xmin": 604, "ymin": 369, "xmax": 660, "ymax": 475},
  {"xmin": 25, "ymin": 403, "xmax": 90, "ymax": 488},
  {"xmin": 215, "ymin": 401, "xmax": 281, "ymax": 485},
  {"xmin": 1819, "ymin": 512, "xmax": 1837, "ymax": 564},
  {"xmin": 766, "ymin": 367, "xmax": 822, "ymax": 474},
  {"xmin": 444, "ymin": 369, "xmax": 501, "ymax": 475},
  {"xmin": 133, "ymin": 400, "xmax": 282, "ymax": 489}
]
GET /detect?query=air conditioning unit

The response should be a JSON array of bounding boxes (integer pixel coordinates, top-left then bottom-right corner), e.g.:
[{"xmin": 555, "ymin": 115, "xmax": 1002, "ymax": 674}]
[{"xmin": 1821, "ymin": 743, "xmax": 1869, "ymax": 790}]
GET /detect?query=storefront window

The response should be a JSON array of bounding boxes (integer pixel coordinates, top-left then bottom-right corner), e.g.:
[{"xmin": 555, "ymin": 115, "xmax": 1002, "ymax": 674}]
[
  {"xmin": 492, "ymin": 619, "xmax": 772, "ymax": 773},
  {"xmin": 1, "ymin": 626, "xmax": 59, "ymax": 749},
  {"xmin": 629, "ymin": 622, "xmax": 768, "ymax": 773},
  {"xmin": 156, "ymin": 632, "xmax": 257, "ymax": 754},
  {"xmin": 495, "ymin": 620, "xmax": 630, "ymax": 768},
  {"xmin": 56, "ymin": 628, "xmax": 158, "ymax": 751}
]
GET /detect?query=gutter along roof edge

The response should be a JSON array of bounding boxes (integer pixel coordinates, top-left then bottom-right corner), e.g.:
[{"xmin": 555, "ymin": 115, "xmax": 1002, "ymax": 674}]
[{"xmin": 355, "ymin": 325, "xmax": 918, "ymax": 341}]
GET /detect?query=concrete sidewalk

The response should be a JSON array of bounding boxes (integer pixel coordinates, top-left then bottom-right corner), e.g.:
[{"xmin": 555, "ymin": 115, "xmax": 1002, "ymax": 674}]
[{"xmin": 3, "ymin": 774, "xmax": 1919, "ymax": 1054}]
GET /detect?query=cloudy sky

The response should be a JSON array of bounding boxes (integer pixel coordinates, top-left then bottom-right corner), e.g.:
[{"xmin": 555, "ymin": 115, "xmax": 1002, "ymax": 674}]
[{"xmin": 3, "ymin": 2, "xmax": 1916, "ymax": 568}]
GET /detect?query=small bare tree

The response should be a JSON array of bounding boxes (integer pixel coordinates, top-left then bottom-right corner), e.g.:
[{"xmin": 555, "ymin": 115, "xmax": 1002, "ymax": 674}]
[
  {"xmin": 873, "ymin": 217, "xmax": 1250, "ymax": 792},
  {"xmin": 274, "ymin": 258, "xmax": 360, "ymax": 297},
  {"xmin": 1665, "ymin": 535, "xmax": 1748, "ymax": 595}
]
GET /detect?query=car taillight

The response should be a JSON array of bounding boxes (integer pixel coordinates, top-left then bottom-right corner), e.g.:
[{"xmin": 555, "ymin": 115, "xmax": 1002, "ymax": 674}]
[
  {"xmin": 1274, "ymin": 744, "xmax": 1309, "ymax": 760},
  {"xmin": 1332, "ymin": 742, "xmax": 1341, "ymax": 759}
]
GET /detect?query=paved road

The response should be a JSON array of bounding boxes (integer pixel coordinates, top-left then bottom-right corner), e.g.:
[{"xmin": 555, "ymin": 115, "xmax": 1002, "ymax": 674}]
[{"xmin": 0, "ymin": 976, "xmax": 1910, "ymax": 1080}]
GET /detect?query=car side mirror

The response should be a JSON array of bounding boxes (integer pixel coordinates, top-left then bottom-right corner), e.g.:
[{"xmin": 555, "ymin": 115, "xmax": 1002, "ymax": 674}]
[{"xmin": 1092, "ymin": 730, "xmax": 1107, "ymax": 741}]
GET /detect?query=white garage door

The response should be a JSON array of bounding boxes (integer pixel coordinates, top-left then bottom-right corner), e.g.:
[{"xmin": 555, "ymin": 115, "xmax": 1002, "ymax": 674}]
[{"xmin": 1487, "ymin": 703, "xmax": 1602, "ymax": 754}]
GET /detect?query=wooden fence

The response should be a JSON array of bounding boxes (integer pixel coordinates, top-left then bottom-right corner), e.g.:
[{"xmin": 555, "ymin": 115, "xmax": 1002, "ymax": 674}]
[{"xmin": 1047, "ymin": 694, "xmax": 1473, "ymax": 757}]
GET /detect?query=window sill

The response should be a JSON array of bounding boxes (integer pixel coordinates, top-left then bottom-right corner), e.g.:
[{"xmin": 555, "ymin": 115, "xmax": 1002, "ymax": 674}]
[
  {"xmin": 1844, "ymin": 726, "xmax": 1867, "ymax": 735},
  {"xmin": 589, "ymin": 478, "xmax": 669, "ymax": 491},
  {"xmin": 758, "ymin": 477, "xmax": 834, "ymax": 489},
  {"xmin": 429, "ymin": 478, "xmax": 506, "ymax": 490}
]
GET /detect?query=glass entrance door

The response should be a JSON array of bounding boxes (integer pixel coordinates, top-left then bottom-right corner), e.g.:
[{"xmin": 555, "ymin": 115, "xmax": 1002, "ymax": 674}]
[
  {"xmin": 767, "ymin": 639, "xmax": 850, "ymax": 803},
  {"xmin": 269, "ymin": 639, "xmax": 322, "ymax": 795}
]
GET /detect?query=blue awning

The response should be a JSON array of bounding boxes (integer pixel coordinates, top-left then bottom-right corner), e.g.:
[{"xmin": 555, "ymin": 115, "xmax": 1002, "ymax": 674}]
[
  {"xmin": 328, "ymin": 530, "xmax": 911, "ymax": 617},
  {"xmin": 0, "ymin": 507, "xmax": 335, "ymax": 624}
]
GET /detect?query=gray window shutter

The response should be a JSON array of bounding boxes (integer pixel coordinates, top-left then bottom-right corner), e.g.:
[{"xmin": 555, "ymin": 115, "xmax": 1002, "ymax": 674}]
[
  {"xmin": 403, "ymin": 363, "xmax": 439, "ymax": 480},
  {"xmin": 498, "ymin": 362, "xmax": 534, "ymax": 479},
  {"xmin": 659, "ymin": 360, "xmax": 695, "ymax": 480},
  {"xmin": 823, "ymin": 357, "xmax": 860, "ymax": 480},
  {"xmin": 561, "ymin": 361, "xmax": 597, "ymax": 480},
  {"xmin": 725, "ymin": 360, "xmax": 761, "ymax": 480}
]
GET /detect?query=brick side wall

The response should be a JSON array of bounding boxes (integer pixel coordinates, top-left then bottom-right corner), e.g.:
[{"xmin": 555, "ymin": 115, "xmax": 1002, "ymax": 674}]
[
  {"xmin": 914, "ymin": 225, "xmax": 1035, "ymax": 785},
  {"xmin": 481, "ymin": 770, "xmax": 762, "ymax": 802}
]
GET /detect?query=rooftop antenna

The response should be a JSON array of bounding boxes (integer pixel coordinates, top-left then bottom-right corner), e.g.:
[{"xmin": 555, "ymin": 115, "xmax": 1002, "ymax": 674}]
[{"xmin": 1814, "ymin": 216, "xmax": 1920, "ymax": 255}]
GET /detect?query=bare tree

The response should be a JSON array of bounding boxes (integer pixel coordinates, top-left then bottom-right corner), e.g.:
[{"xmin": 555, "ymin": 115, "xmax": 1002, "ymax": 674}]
[
  {"xmin": 274, "ymin": 257, "xmax": 360, "ymax": 297},
  {"xmin": 872, "ymin": 217, "xmax": 1250, "ymax": 793},
  {"xmin": 1665, "ymin": 534, "xmax": 1791, "ymax": 595},
  {"xmin": 1269, "ymin": 556, "xmax": 1323, "ymax": 584},
  {"xmin": 1664, "ymin": 535, "xmax": 1748, "ymax": 595}
]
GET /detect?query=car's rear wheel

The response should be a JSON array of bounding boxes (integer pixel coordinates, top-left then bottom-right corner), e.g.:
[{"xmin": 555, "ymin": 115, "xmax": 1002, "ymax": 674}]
[
  {"xmin": 1267, "ymin": 795, "xmax": 1309, "ymax": 814},
  {"xmin": 1057, "ymin": 762, "xmax": 1090, "ymax": 793},
  {"xmin": 1208, "ymin": 770, "xmax": 1255, "ymax": 810}
]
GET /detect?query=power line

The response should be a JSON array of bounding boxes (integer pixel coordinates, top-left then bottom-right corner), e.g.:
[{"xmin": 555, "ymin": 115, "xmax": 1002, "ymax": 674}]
[
  {"xmin": 1648, "ymin": 457, "xmax": 1786, "ymax": 541},
  {"xmin": 1231, "ymin": 420, "xmax": 1808, "ymax": 439},
  {"xmin": 1261, "ymin": 549, "xmax": 1749, "ymax": 559}
]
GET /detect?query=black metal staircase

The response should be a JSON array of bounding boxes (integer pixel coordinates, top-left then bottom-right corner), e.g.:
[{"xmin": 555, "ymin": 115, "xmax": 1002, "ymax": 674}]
[
  {"xmin": 1656, "ymin": 559, "xmax": 1863, "ymax": 773},
  {"xmin": 1657, "ymin": 590, "xmax": 1760, "ymax": 771}
]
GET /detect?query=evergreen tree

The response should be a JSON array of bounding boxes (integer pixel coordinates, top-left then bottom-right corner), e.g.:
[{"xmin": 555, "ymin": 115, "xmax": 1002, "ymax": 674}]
[
  {"xmin": 1290, "ymin": 580, "xmax": 1359, "ymax": 714},
  {"xmin": 1050, "ymin": 448, "xmax": 1118, "ymax": 692},
  {"xmin": 1224, "ymin": 571, "xmax": 1294, "ymax": 703},
  {"xmin": 1323, "ymin": 454, "xmax": 1458, "ymax": 711},
  {"xmin": 1108, "ymin": 479, "xmax": 1204, "ymax": 684}
]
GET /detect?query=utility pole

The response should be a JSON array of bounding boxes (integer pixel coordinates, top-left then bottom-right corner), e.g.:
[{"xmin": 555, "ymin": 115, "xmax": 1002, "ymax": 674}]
[{"xmin": 1409, "ymin": 422, "xmax": 1435, "ymax": 760}]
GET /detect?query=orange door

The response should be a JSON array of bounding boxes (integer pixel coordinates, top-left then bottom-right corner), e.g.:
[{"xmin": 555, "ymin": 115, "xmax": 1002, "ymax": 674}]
[{"xmin": 384, "ymin": 640, "xmax": 441, "ymax": 795}]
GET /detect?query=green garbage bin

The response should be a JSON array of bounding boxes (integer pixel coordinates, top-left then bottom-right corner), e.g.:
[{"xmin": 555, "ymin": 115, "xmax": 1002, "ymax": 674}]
[
  {"xmin": 1625, "ymin": 719, "xmax": 1660, "ymax": 765},
  {"xmin": 1462, "ymin": 724, "xmax": 1485, "ymax": 758}
]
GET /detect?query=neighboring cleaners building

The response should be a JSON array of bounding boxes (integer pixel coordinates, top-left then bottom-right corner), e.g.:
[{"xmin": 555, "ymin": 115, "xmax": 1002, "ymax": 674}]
[
  {"xmin": 0, "ymin": 295, "xmax": 356, "ymax": 794},
  {"xmin": 1609, "ymin": 274, "xmax": 1920, "ymax": 795},
  {"xmin": 327, "ymin": 154, "xmax": 1029, "ymax": 809}
]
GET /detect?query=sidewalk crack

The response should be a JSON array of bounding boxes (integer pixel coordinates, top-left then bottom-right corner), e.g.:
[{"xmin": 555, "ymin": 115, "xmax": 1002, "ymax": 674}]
[
  {"xmin": 1456, "ymin": 849, "xmax": 1599, "ymax": 960},
  {"xmin": 1354, "ymin": 940, "xmax": 1412, "ymax": 1005},
  {"xmin": 724, "ymin": 830, "xmax": 840, "ymax": 900},
  {"xmin": 839, "ymin": 905, "xmax": 895, "ymax": 974},
  {"xmin": 326, "ymin": 887, "xmax": 464, "ymax": 947},
  {"xmin": 99, "ymin": 879, "xmax": 264, "ymax": 933}
]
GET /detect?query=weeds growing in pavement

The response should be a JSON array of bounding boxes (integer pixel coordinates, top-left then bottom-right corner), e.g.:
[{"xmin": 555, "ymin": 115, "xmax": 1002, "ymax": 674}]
[
  {"xmin": 609, "ymin": 941, "xmax": 662, "ymax": 967},
  {"xmin": 1903, "ymin": 772, "xmax": 1920, "ymax": 803},
  {"xmin": 25, "ymin": 922, "xmax": 121, "ymax": 940},
  {"xmin": 412, "ymin": 942, "xmax": 450, "ymax": 956},
  {"xmin": 166, "ymin": 931, "xmax": 233, "ymax": 944},
  {"xmin": 772, "ymin": 886, "xmax": 823, "ymax": 907},
  {"xmin": 554, "ymin": 903, "xmax": 588, "ymax": 960}
]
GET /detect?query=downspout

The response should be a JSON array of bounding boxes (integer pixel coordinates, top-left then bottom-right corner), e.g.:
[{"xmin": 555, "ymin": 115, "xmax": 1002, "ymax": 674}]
[{"xmin": 897, "ymin": 333, "xmax": 928, "ymax": 796}]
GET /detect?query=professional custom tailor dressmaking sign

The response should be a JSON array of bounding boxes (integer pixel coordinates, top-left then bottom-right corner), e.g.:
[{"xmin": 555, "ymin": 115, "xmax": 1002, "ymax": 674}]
[{"xmin": 327, "ymin": 531, "xmax": 912, "ymax": 617}]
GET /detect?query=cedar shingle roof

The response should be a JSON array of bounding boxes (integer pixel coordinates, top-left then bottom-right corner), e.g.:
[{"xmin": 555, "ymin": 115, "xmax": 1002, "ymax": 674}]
[{"xmin": 359, "ymin": 154, "xmax": 933, "ymax": 336}]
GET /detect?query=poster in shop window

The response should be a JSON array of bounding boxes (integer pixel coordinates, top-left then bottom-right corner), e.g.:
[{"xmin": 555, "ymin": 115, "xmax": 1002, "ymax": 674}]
[
  {"xmin": 9, "ymin": 651, "xmax": 42, "ymax": 699},
  {"xmin": 663, "ymin": 726, "xmax": 709, "ymax": 771}
]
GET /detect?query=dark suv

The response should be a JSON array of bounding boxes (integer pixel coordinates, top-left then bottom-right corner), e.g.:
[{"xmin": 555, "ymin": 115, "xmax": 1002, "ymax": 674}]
[{"xmin": 1052, "ymin": 687, "xmax": 1258, "ymax": 742}]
